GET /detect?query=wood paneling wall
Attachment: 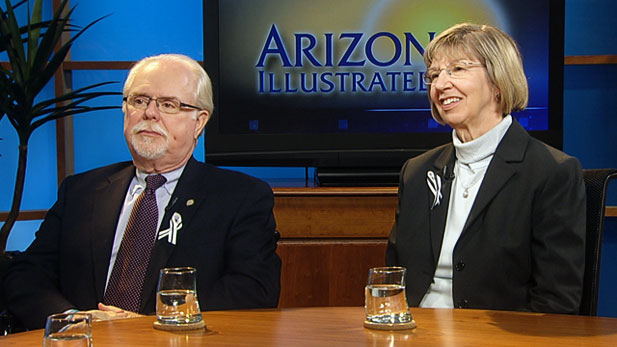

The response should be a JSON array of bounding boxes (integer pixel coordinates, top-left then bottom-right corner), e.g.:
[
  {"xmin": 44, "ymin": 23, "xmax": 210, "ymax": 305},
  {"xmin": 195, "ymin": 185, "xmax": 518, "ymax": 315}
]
[{"xmin": 273, "ymin": 187, "xmax": 397, "ymax": 307}]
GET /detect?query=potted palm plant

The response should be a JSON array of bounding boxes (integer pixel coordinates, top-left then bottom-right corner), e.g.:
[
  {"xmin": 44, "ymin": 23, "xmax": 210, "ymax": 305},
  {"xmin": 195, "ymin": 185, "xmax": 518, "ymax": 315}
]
[{"xmin": 0, "ymin": 0, "xmax": 120, "ymax": 256}]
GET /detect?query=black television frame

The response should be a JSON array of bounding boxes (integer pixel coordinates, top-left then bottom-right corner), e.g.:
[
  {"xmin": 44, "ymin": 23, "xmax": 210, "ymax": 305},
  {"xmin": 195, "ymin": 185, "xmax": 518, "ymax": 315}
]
[{"xmin": 202, "ymin": 0, "xmax": 564, "ymax": 176}]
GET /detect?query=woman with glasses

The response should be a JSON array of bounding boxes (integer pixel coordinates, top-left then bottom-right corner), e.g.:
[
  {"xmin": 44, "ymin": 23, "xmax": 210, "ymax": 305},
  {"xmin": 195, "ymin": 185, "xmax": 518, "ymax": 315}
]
[{"xmin": 386, "ymin": 23, "xmax": 585, "ymax": 314}]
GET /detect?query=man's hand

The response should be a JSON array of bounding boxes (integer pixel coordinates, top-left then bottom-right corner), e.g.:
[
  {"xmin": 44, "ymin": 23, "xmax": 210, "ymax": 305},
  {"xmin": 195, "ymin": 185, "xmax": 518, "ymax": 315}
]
[{"xmin": 82, "ymin": 303, "xmax": 143, "ymax": 322}]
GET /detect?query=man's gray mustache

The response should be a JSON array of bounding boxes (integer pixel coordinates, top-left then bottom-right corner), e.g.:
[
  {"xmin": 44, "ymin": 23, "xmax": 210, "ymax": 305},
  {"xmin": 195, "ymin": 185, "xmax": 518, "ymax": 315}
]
[{"xmin": 132, "ymin": 122, "xmax": 168, "ymax": 137}]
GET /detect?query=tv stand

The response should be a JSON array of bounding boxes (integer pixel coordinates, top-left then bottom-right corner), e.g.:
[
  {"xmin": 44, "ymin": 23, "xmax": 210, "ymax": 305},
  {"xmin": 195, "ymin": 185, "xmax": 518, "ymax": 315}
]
[{"xmin": 315, "ymin": 167, "xmax": 400, "ymax": 187}]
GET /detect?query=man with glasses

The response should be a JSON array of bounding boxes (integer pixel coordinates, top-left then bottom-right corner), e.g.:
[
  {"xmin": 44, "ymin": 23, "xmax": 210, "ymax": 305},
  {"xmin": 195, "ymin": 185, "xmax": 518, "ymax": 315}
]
[{"xmin": 4, "ymin": 54, "xmax": 282, "ymax": 329}]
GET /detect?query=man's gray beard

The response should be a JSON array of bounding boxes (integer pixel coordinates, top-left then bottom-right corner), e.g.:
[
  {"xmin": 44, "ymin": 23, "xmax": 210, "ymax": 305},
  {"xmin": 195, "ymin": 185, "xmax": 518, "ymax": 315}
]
[{"xmin": 131, "ymin": 135, "xmax": 168, "ymax": 159}]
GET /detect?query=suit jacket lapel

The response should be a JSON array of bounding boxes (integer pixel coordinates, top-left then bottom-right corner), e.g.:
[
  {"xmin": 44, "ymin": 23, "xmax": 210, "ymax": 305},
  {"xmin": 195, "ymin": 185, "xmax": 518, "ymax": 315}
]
[
  {"xmin": 429, "ymin": 146, "xmax": 456, "ymax": 264},
  {"xmin": 462, "ymin": 120, "xmax": 528, "ymax": 232},
  {"xmin": 140, "ymin": 158, "xmax": 206, "ymax": 311},
  {"xmin": 91, "ymin": 164, "xmax": 135, "ymax": 301}
]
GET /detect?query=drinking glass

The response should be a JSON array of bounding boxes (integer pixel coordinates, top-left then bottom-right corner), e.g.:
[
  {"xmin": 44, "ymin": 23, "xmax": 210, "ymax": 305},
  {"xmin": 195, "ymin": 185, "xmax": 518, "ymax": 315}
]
[
  {"xmin": 156, "ymin": 267, "xmax": 203, "ymax": 326},
  {"xmin": 364, "ymin": 266, "xmax": 413, "ymax": 327},
  {"xmin": 43, "ymin": 312, "xmax": 92, "ymax": 347}
]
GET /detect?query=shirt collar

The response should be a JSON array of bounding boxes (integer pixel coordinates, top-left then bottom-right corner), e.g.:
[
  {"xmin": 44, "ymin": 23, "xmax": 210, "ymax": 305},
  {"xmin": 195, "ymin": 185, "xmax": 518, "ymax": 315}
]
[{"xmin": 130, "ymin": 164, "xmax": 187, "ymax": 196}]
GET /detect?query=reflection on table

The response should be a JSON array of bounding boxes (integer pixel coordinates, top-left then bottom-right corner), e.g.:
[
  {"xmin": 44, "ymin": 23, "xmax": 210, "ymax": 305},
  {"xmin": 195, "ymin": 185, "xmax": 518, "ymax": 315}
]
[{"xmin": 2, "ymin": 306, "xmax": 617, "ymax": 346}]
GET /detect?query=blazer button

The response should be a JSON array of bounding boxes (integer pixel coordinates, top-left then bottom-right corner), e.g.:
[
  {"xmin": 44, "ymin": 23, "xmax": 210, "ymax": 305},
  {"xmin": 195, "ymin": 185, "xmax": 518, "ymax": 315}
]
[{"xmin": 455, "ymin": 261, "xmax": 465, "ymax": 271}]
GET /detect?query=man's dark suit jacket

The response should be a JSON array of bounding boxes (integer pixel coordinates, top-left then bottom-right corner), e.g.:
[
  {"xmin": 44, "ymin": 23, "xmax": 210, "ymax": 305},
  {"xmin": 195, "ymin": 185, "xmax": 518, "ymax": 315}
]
[
  {"xmin": 4, "ymin": 157, "xmax": 282, "ymax": 329},
  {"xmin": 386, "ymin": 120, "xmax": 586, "ymax": 314}
]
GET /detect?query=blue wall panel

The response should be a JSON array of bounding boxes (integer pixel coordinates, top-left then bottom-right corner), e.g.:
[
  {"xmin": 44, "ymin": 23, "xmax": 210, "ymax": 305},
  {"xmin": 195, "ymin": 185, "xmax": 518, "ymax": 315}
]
[
  {"xmin": 72, "ymin": 70, "xmax": 132, "ymax": 174},
  {"xmin": 565, "ymin": 0, "xmax": 617, "ymax": 55},
  {"xmin": 70, "ymin": 1, "xmax": 204, "ymax": 61},
  {"xmin": 563, "ymin": 64, "xmax": 617, "ymax": 169},
  {"xmin": 599, "ymin": 217, "xmax": 617, "ymax": 317},
  {"xmin": 5, "ymin": 220, "xmax": 42, "ymax": 252}
]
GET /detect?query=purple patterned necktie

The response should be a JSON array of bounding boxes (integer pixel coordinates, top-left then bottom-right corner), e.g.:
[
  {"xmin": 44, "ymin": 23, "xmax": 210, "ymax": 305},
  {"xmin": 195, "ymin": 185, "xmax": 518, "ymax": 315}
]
[{"xmin": 103, "ymin": 174, "xmax": 167, "ymax": 312}]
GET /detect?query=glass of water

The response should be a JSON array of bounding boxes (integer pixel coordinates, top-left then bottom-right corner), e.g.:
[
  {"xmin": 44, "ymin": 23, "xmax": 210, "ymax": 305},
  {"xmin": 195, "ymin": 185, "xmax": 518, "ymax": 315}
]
[
  {"xmin": 364, "ymin": 266, "xmax": 413, "ymax": 327},
  {"xmin": 156, "ymin": 267, "xmax": 203, "ymax": 326},
  {"xmin": 43, "ymin": 312, "xmax": 92, "ymax": 347}
]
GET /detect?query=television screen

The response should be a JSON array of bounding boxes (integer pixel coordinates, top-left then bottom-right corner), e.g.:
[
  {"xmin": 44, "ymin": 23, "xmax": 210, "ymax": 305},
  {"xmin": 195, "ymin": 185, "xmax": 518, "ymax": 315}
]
[{"xmin": 203, "ymin": 0, "xmax": 564, "ymax": 183}]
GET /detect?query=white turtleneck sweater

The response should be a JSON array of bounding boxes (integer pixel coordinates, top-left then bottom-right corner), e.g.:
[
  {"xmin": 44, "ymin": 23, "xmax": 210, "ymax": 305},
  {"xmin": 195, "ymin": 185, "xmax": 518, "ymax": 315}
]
[{"xmin": 420, "ymin": 115, "xmax": 513, "ymax": 308}]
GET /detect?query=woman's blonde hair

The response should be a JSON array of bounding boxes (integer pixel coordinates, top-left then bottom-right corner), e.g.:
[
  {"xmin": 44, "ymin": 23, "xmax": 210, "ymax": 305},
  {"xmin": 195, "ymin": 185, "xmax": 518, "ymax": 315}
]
[{"xmin": 423, "ymin": 23, "xmax": 528, "ymax": 124}]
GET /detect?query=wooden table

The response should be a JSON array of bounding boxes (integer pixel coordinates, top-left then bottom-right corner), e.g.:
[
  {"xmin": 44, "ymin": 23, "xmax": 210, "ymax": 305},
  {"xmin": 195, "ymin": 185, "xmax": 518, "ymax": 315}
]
[{"xmin": 2, "ymin": 306, "xmax": 617, "ymax": 346}]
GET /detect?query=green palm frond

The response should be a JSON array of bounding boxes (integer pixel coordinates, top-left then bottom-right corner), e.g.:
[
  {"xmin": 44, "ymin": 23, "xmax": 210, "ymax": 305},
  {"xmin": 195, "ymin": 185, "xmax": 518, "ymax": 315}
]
[
  {"xmin": 0, "ymin": 0, "xmax": 121, "ymax": 252},
  {"xmin": 1, "ymin": 0, "xmax": 120, "ymax": 137}
]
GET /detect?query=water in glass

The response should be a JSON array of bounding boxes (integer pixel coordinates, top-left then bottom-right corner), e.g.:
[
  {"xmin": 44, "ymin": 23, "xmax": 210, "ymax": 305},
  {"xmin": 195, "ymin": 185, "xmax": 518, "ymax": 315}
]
[
  {"xmin": 365, "ymin": 283, "xmax": 412, "ymax": 324},
  {"xmin": 156, "ymin": 289, "xmax": 202, "ymax": 324},
  {"xmin": 43, "ymin": 333, "xmax": 91, "ymax": 347}
]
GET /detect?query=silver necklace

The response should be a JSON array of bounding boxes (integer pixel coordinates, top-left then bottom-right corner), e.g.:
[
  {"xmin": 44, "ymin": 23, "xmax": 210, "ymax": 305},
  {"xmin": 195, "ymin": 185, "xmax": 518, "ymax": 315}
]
[{"xmin": 457, "ymin": 163, "xmax": 484, "ymax": 198}]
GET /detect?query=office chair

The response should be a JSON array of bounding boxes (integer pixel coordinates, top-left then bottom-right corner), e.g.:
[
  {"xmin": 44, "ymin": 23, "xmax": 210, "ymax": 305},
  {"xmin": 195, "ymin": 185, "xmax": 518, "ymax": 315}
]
[{"xmin": 579, "ymin": 168, "xmax": 617, "ymax": 316}]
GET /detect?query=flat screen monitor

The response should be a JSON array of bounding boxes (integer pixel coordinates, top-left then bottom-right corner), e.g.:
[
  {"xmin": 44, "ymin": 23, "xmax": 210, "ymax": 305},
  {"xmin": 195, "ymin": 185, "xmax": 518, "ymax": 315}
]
[{"xmin": 203, "ymin": 0, "xmax": 564, "ymax": 179}]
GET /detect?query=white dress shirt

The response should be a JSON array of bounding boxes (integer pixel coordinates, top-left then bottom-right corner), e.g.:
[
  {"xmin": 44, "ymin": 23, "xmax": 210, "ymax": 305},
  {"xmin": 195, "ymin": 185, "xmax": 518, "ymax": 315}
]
[{"xmin": 104, "ymin": 164, "xmax": 185, "ymax": 290}]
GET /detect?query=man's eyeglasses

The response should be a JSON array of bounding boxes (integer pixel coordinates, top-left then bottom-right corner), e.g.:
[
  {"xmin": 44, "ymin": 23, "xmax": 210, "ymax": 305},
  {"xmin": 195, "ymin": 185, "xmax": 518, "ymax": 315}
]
[
  {"xmin": 123, "ymin": 95, "xmax": 201, "ymax": 114},
  {"xmin": 423, "ymin": 61, "xmax": 485, "ymax": 85}
]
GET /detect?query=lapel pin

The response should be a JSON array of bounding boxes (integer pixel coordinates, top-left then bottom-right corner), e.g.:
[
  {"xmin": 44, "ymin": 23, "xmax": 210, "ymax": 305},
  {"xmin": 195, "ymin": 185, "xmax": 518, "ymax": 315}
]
[{"xmin": 186, "ymin": 199, "xmax": 194, "ymax": 207}]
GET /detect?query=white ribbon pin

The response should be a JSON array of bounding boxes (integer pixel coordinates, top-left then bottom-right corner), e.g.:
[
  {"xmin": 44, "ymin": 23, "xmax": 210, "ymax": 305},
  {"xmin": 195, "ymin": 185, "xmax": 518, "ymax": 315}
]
[
  {"xmin": 158, "ymin": 212, "xmax": 182, "ymax": 245},
  {"xmin": 426, "ymin": 170, "xmax": 443, "ymax": 210}
]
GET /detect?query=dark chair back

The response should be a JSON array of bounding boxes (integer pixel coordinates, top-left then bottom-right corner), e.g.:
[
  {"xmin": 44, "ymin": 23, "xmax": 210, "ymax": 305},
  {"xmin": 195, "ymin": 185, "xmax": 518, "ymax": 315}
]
[
  {"xmin": 579, "ymin": 169, "xmax": 617, "ymax": 316},
  {"xmin": 1, "ymin": 251, "xmax": 25, "ymax": 334}
]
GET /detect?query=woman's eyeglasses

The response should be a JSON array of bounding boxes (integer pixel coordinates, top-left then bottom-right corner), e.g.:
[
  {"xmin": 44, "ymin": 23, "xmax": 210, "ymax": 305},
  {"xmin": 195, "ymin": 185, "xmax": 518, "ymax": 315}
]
[{"xmin": 423, "ymin": 61, "xmax": 485, "ymax": 85}]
